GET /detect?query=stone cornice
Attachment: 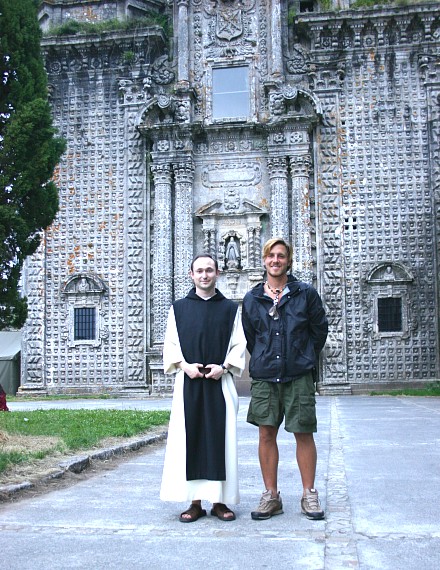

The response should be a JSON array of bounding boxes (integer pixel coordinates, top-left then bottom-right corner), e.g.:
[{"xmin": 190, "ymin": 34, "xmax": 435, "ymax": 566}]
[
  {"xmin": 41, "ymin": 27, "xmax": 166, "ymax": 51},
  {"xmin": 297, "ymin": 3, "xmax": 440, "ymax": 25}
]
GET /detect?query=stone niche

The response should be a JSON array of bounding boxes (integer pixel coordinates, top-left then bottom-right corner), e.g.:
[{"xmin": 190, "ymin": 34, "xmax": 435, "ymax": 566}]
[{"xmin": 195, "ymin": 198, "xmax": 267, "ymax": 300}]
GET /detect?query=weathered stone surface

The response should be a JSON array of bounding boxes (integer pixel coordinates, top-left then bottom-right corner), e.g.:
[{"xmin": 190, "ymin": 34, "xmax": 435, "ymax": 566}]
[{"xmin": 20, "ymin": 1, "xmax": 440, "ymax": 395}]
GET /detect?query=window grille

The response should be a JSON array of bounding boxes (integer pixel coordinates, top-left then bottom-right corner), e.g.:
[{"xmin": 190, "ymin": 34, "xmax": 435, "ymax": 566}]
[
  {"xmin": 74, "ymin": 307, "xmax": 96, "ymax": 340},
  {"xmin": 377, "ymin": 297, "xmax": 402, "ymax": 332}
]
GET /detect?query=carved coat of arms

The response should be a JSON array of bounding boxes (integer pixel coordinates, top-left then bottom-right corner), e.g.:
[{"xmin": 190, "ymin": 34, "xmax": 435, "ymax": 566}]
[
  {"xmin": 206, "ymin": 0, "xmax": 255, "ymax": 42},
  {"xmin": 217, "ymin": 7, "xmax": 242, "ymax": 40}
]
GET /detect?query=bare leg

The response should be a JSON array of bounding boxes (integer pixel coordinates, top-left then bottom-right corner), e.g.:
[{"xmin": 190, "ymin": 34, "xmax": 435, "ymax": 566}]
[
  {"xmin": 294, "ymin": 432, "xmax": 317, "ymax": 494},
  {"xmin": 258, "ymin": 425, "xmax": 279, "ymax": 495}
]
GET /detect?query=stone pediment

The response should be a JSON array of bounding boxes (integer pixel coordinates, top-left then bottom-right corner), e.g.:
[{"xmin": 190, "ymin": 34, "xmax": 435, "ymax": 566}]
[
  {"xmin": 366, "ymin": 263, "xmax": 414, "ymax": 285},
  {"xmin": 195, "ymin": 199, "xmax": 267, "ymax": 216},
  {"xmin": 62, "ymin": 273, "xmax": 107, "ymax": 295},
  {"xmin": 242, "ymin": 199, "xmax": 268, "ymax": 214},
  {"xmin": 195, "ymin": 200, "xmax": 222, "ymax": 216}
]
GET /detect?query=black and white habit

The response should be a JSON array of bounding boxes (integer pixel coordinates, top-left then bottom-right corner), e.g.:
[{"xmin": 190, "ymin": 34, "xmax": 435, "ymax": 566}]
[{"xmin": 160, "ymin": 288, "xmax": 246, "ymax": 505}]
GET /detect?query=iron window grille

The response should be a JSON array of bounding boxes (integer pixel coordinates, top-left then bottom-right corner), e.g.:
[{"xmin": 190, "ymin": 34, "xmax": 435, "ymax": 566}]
[
  {"xmin": 74, "ymin": 307, "xmax": 96, "ymax": 341},
  {"xmin": 377, "ymin": 297, "xmax": 402, "ymax": 333}
]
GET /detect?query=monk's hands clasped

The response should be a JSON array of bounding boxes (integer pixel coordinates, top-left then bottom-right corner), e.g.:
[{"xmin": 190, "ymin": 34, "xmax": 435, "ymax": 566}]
[
  {"xmin": 201, "ymin": 364, "xmax": 224, "ymax": 381},
  {"xmin": 178, "ymin": 361, "xmax": 223, "ymax": 380}
]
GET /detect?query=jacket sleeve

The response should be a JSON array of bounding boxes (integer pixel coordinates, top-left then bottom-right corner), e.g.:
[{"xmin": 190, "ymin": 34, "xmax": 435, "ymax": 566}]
[
  {"xmin": 307, "ymin": 287, "xmax": 328, "ymax": 355},
  {"xmin": 241, "ymin": 296, "xmax": 256, "ymax": 355}
]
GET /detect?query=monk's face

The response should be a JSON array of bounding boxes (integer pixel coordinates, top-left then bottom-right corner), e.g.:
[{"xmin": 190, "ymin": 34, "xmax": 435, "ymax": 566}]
[{"xmin": 190, "ymin": 257, "xmax": 219, "ymax": 297}]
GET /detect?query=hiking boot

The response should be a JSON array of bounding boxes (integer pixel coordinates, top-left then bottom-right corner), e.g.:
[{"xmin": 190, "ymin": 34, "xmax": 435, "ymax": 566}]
[
  {"xmin": 251, "ymin": 490, "xmax": 283, "ymax": 520},
  {"xmin": 301, "ymin": 488, "xmax": 325, "ymax": 520}
]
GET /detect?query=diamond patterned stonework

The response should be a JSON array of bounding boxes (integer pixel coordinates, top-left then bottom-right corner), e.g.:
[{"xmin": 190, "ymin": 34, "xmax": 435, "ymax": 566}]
[{"xmin": 19, "ymin": 1, "xmax": 440, "ymax": 396}]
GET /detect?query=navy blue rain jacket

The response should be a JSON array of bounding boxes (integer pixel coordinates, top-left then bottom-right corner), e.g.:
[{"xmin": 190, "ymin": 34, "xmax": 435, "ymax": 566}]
[{"xmin": 242, "ymin": 276, "xmax": 328, "ymax": 382}]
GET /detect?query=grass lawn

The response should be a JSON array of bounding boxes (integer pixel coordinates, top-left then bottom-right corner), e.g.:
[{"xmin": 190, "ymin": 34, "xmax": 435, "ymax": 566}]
[
  {"xmin": 370, "ymin": 382, "xmax": 440, "ymax": 397},
  {"xmin": 0, "ymin": 409, "xmax": 170, "ymax": 475}
]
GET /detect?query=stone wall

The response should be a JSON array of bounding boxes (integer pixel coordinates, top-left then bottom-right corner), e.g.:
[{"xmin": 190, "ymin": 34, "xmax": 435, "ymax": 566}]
[
  {"xmin": 297, "ymin": 5, "xmax": 440, "ymax": 391},
  {"xmin": 20, "ymin": 1, "xmax": 440, "ymax": 395}
]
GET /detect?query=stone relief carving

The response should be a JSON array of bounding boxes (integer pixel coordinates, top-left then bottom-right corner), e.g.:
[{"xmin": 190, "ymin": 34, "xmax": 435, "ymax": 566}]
[
  {"xmin": 201, "ymin": 161, "xmax": 262, "ymax": 188},
  {"xmin": 173, "ymin": 98, "xmax": 191, "ymax": 123},
  {"xmin": 151, "ymin": 54, "xmax": 175, "ymax": 85},
  {"xmin": 63, "ymin": 274, "xmax": 107, "ymax": 296},
  {"xmin": 360, "ymin": 22, "xmax": 378, "ymax": 48},
  {"xmin": 366, "ymin": 263, "xmax": 414, "ymax": 285},
  {"xmin": 224, "ymin": 187, "xmax": 240, "ymax": 211},
  {"xmin": 286, "ymin": 44, "xmax": 310, "ymax": 75},
  {"xmin": 118, "ymin": 78, "xmax": 151, "ymax": 105},
  {"xmin": 196, "ymin": 199, "xmax": 266, "ymax": 292},
  {"xmin": 204, "ymin": 0, "xmax": 255, "ymax": 42}
]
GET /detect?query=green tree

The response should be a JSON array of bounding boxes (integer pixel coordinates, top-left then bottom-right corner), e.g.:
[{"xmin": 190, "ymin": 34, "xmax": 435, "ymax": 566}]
[{"xmin": 0, "ymin": 0, "xmax": 65, "ymax": 329}]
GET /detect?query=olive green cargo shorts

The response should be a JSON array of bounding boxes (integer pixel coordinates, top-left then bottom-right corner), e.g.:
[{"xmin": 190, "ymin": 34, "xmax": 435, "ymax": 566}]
[{"xmin": 247, "ymin": 372, "xmax": 317, "ymax": 433}]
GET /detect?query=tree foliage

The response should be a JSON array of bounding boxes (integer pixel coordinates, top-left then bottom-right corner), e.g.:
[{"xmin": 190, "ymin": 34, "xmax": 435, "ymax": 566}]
[{"xmin": 0, "ymin": 0, "xmax": 65, "ymax": 329}]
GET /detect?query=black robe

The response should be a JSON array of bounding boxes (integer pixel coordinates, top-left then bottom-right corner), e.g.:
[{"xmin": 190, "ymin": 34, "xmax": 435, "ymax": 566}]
[{"xmin": 173, "ymin": 289, "xmax": 238, "ymax": 481}]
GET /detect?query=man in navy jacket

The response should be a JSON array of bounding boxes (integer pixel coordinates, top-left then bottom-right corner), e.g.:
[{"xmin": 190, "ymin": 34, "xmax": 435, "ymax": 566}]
[{"xmin": 242, "ymin": 238, "xmax": 328, "ymax": 521}]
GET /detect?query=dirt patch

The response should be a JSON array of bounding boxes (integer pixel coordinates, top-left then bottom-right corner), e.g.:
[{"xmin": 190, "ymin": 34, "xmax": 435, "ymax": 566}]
[{"xmin": 0, "ymin": 429, "xmax": 167, "ymax": 502}]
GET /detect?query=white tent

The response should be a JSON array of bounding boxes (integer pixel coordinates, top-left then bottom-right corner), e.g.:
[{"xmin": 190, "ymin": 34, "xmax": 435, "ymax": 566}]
[{"xmin": 0, "ymin": 331, "xmax": 21, "ymax": 395}]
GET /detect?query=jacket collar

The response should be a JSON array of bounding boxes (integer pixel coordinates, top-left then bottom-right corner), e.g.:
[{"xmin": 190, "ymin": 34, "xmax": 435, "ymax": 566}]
[{"xmin": 251, "ymin": 274, "xmax": 300, "ymax": 298}]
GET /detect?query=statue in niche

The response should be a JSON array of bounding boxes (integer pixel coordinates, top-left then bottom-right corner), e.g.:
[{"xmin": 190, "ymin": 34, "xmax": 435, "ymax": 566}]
[{"xmin": 225, "ymin": 236, "xmax": 241, "ymax": 269}]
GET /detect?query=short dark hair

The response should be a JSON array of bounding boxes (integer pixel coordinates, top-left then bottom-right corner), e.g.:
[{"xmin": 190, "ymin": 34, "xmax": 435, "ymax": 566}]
[{"xmin": 190, "ymin": 254, "xmax": 219, "ymax": 272}]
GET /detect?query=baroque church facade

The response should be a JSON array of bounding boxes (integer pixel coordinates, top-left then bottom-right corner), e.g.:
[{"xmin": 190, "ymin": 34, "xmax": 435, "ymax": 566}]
[{"xmin": 20, "ymin": 0, "xmax": 440, "ymax": 395}]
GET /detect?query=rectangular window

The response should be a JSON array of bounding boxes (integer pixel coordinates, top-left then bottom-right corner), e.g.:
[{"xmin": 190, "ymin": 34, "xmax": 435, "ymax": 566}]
[
  {"xmin": 377, "ymin": 297, "xmax": 402, "ymax": 332},
  {"xmin": 300, "ymin": 0, "xmax": 314, "ymax": 12},
  {"xmin": 212, "ymin": 66, "xmax": 249, "ymax": 120},
  {"xmin": 74, "ymin": 307, "xmax": 96, "ymax": 340}
]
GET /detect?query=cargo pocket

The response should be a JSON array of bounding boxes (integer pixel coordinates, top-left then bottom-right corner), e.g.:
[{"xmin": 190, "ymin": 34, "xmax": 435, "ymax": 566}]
[
  {"xmin": 298, "ymin": 395, "xmax": 316, "ymax": 426},
  {"xmin": 249, "ymin": 380, "xmax": 272, "ymax": 421}
]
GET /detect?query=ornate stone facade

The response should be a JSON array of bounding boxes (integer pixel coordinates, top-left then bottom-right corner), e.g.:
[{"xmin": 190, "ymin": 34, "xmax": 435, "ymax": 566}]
[{"xmin": 20, "ymin": 0, "xmax": 440, "ymax": 395}]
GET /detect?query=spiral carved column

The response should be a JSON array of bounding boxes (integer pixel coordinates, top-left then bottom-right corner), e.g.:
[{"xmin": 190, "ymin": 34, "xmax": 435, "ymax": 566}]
[
  {"xmin": 173, "ymin": 161, "xmax": 194, "ymax": 299},
  {"xmin": 289, "ymin": 154, "xmax": 313, "ymax": 283},
  {"xmin": 151, "ymin": 163, "xmax": 173, "ymax": 344},
  {"xmin": 268, "ymin": 156, "xmax": 289, "ymax": 240}
]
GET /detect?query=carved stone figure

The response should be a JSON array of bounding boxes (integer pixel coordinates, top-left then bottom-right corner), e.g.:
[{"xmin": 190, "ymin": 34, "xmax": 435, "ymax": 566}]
[{"xmin": 225, "ymin": 236, "xmax": 240, "ymax": 269}]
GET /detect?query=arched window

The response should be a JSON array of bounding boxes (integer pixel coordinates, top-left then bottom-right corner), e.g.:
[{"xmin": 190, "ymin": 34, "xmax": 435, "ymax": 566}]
[
  {"xmin": 62, "ymin": 274, "xmax": 107, "ymax": 347},
  {"xmin": 366, "ymin": 263, "xmax": 414, "ymax": 339}
]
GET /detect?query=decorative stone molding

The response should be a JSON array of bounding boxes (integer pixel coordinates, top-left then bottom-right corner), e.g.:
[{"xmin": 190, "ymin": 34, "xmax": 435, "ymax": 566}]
[
  {"xmin": 365, "ymin": 263, "xmax": 415, "ymax": 340},
  {"xmin": 195, "ymin": 198, "xmax": 267, "ymax": 299},
  {"xmin": 62, "ymin": 273, "xmax": 108, "ymax": 348}
]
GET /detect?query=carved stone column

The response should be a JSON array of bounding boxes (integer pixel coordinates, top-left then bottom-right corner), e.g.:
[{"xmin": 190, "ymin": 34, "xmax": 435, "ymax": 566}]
[
  {"xmin": 151, "ymin": 163, "xmax": 173, "ymax": 344},
  {"xmin": 173, "ymin": 161, "xmax": 194, "ymax": 298},
  {"xmin": 247, "ymin": 225, "xmax": 262, "ymax": 269},
  {"xmin": 289, "ymin": 154, "xmax": 313, "ymax": 283},
  {"xmin": 268, "ymin": 156, "xmax": 289, "ymax": 240},
  {"xmin": 177, "ymin": 0, "xmax": 190, "ymax": 86},
  {"xmin": 203, "ymin": 228, "xmax": 217, "ymax": 258},
  {"xmin": 270, "ymin": 0, "xmax": 283, "ymax": 79}
]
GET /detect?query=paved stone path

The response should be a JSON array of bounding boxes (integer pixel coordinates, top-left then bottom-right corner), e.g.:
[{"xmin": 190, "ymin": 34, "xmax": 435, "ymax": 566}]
[{"xmin": 1, "ymin": 396, "xmax": 439, "ymax": 569}]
